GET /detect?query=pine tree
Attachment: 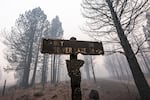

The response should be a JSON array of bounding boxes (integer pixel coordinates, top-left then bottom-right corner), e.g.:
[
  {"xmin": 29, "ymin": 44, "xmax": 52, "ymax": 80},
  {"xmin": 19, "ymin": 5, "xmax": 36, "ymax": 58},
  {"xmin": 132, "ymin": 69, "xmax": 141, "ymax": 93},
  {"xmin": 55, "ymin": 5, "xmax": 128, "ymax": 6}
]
[
  {"xmin": 49, "ymin": 16, "xmax": 64, "ymax": 84},
  {"xmin": 5, "ymin": 7, "xmax": 51, "ymax": 87}
]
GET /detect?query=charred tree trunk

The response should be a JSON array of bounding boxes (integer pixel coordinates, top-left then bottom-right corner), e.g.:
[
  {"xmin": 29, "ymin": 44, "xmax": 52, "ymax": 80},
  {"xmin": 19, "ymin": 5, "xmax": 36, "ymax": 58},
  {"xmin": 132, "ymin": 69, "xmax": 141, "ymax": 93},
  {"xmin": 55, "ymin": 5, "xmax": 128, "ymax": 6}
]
[
  {"xmin": 90, "ymin": 56, "xmax": 96, "ymax": 83},
  {"xmin": 2, "ymin": 80, "xmax": 6, "ymax": 96},
  {"xmin": 57, "ymin": 55, "xmax": 61, "ymax": 83},
  {"xmin": 21, "ymin": 47, "xmax": 28, "ymax": 87},
  {"xmin": 22, "ymin": 28, "xmax": 35, "ymax": 88},
  {"xmin": 51, "ymin": 55, "xmax": 53, "ymax": 83},
  {"xmin": 106, "ymin": 0, "xmax": 150, "ymax": 99},
  {"xmin": 51, "ymin": 54, "xmax": 56, "ymax": 84},
  {"xmin": 30, "ymin": 45, "xmax": 40, "ymax": 86},
  {"xmin": 84, "ymin": 56, "xmax": 91, "ymax": 80},
  {"xmin": 31, "ymin": 29, "xmax": 44, "ymax": 86},
  {"xmin": 41, "ymin": 54, "xmax": 48, "ymax": 85},
  {"xmin": 53, "ymin": 55, "xmax": 57, "ymax": 84}
]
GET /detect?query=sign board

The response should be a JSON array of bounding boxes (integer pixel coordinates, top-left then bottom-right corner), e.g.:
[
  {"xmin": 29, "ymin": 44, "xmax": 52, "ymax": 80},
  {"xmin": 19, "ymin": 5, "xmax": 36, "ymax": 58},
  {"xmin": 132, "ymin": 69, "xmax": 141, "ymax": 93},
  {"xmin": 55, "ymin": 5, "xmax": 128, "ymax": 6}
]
[{"xmin": 41, "ymin": 38, "xmax": 104, "ymax": 55}]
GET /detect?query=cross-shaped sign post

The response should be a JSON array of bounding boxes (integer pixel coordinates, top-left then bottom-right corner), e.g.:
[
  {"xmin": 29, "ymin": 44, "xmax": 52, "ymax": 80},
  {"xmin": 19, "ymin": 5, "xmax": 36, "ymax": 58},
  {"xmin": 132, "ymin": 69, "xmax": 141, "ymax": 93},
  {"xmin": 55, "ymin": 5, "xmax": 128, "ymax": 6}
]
[{"xmin": 41, "ymin": 37, "xmax": 104, "ymax": 100}]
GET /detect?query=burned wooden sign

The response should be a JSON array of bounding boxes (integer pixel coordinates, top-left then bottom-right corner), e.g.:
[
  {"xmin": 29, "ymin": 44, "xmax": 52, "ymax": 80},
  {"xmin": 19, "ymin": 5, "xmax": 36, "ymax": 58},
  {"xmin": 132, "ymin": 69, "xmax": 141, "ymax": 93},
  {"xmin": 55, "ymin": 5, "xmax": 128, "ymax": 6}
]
[{"xmin": 41, "ymin": 38, "xmax": 104, "ymax": 55}]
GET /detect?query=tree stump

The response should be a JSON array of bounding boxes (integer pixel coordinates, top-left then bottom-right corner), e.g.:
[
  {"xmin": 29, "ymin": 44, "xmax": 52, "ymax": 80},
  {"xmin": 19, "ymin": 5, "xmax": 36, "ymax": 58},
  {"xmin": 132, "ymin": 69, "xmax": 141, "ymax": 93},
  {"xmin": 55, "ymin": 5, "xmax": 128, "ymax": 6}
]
[{"xmin": 89, "ymin": 89, "xmax": 100, "ymax": 100}]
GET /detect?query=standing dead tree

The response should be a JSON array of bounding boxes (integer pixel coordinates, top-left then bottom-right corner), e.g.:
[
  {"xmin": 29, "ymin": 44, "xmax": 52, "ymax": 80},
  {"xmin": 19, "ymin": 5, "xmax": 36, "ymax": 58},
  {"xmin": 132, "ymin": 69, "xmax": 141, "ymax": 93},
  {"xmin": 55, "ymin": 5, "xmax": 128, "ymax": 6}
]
[{"xmin": 81, "ymin": 0, "xmax": 150, "ymax": 99}]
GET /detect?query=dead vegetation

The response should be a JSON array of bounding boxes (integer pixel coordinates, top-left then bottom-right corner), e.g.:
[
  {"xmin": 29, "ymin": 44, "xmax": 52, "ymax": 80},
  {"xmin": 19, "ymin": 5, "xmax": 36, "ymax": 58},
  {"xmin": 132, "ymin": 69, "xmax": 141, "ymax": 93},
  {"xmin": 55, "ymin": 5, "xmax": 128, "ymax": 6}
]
[{"xmin": 0, "ymin": 79, "xmax": 143, "ymax": 100}]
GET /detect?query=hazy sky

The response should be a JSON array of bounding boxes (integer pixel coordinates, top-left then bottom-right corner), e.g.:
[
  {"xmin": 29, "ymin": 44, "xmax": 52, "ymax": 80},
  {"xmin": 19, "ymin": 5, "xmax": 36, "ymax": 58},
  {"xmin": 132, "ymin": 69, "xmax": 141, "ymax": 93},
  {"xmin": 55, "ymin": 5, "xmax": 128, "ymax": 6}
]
[{"xmin": 0, "ymin": 0, "xmax": 90, "ymax": 39}]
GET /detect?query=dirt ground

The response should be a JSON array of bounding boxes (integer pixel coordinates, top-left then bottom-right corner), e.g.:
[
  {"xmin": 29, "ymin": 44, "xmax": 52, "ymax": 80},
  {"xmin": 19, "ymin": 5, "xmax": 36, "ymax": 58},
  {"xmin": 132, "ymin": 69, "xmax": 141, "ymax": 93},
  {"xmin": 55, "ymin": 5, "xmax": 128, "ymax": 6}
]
[{"xmin": 0, "ymin": 79, "xmax": 142, "ymax": 100}]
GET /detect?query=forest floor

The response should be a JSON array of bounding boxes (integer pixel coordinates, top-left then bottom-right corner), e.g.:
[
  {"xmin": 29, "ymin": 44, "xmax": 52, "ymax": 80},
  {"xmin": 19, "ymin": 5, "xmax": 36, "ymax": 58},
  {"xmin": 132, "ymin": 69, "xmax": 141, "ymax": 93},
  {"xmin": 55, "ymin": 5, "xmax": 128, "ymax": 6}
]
[{"xmin": 0, "ymin": 78, "xmax": 149, "ymax": 100}]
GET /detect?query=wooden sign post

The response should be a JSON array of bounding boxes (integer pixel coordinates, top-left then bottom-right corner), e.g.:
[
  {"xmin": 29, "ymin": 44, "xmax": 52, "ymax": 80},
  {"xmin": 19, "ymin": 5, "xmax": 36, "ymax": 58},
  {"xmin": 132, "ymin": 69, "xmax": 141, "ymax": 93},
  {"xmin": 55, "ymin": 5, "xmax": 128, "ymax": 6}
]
[
  {"xmin": 41, "ymin": 38, "xmax": 104, "ymax": 55},
  {"xmin": 41, "ymin": 37, "xmax": 104, "ymax": 100}
]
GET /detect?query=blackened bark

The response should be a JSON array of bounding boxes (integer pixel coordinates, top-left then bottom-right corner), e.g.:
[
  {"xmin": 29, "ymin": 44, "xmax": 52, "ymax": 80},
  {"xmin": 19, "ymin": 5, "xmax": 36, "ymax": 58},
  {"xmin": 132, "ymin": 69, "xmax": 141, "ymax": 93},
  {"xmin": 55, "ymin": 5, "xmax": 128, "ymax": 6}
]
[
  {"xmin": 41, "ymin": 54, "xmax": 47, "ymax": 85},
  {"xmin": 106, "ymin": 0, "xmax": 150, "ymax": 99},
  {"xmin": 23, "ymin": 28, "xmax": 35, "ymax": 88},
  {"xmin": 51, "ymin": 55, "xmax": 53, "ymax": 83},
  {"xmin": 30, "ymin": 46, "xmax": 39, "ymax": 86},
  {"xmin": 31, "ymin": 29, "xmax": 43, "ymax": 86}
]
